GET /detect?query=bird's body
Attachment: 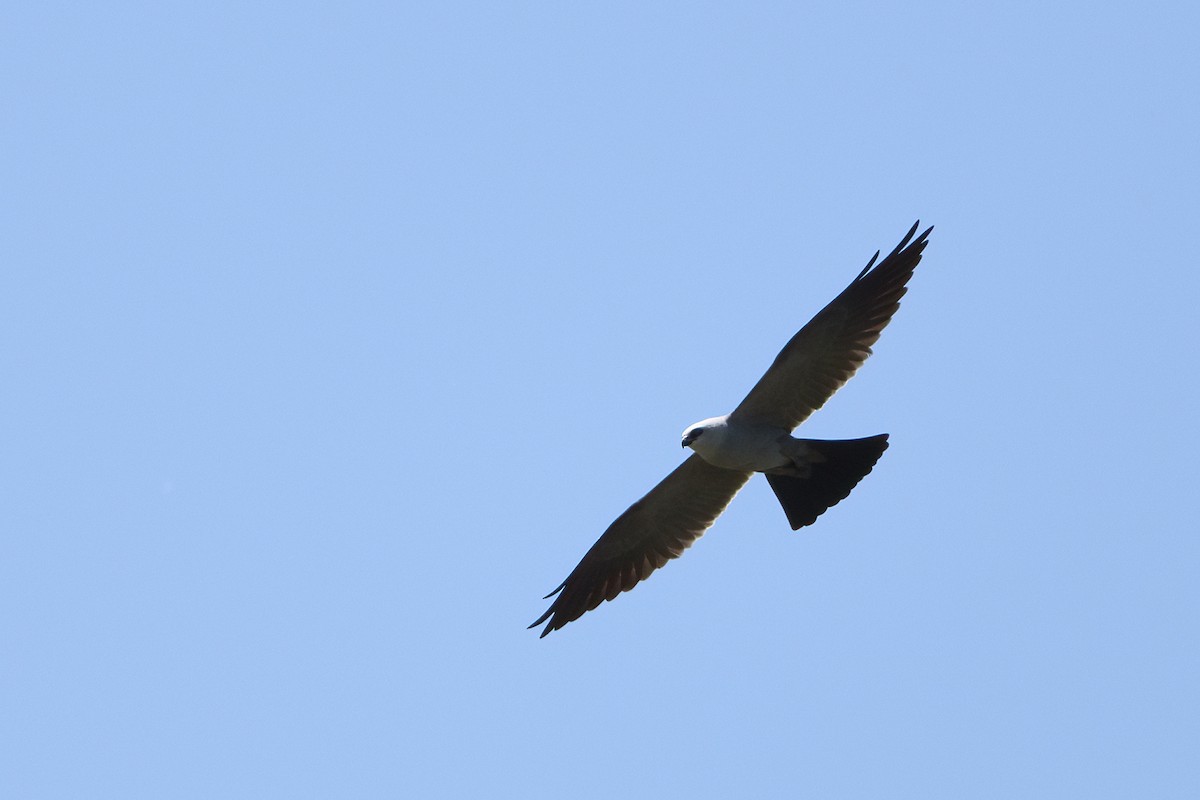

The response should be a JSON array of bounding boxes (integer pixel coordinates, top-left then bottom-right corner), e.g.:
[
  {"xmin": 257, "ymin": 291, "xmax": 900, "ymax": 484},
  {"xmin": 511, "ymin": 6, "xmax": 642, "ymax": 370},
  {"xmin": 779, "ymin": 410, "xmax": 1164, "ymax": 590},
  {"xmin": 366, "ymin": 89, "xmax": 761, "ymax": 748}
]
[
  {"xmin": 681, "ymin": 416, "xmax": 791, "ymax": 472},
  {"xmin": 531, "ymin": 222, "xmax": 933, "ymax": 637}
]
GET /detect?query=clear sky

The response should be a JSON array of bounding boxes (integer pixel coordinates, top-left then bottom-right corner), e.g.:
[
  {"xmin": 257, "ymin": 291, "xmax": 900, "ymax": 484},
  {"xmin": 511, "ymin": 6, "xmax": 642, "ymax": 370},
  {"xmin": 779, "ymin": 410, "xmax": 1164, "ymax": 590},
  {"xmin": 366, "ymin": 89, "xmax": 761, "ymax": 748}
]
[{"xmin": 3, "ymin": 2, "xmax": 1198, "ymax": 798}]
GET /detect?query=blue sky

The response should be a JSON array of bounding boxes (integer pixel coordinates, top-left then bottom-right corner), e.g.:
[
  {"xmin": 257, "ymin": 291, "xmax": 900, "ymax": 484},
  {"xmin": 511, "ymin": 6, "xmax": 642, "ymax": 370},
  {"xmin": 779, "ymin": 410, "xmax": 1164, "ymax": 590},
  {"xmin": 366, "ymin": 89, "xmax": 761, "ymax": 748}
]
[{"xmin": 3, "ymin": 2, "xmax": 1198, "ymax": 797}]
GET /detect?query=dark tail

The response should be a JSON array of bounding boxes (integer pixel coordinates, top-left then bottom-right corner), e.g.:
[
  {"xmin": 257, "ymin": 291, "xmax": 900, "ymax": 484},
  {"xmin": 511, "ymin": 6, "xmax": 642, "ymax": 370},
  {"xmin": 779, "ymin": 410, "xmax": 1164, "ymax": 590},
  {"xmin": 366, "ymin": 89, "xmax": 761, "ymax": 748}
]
[{"xmin": 764, "ymin": 434, "xmax": 889, "ymax": 530}]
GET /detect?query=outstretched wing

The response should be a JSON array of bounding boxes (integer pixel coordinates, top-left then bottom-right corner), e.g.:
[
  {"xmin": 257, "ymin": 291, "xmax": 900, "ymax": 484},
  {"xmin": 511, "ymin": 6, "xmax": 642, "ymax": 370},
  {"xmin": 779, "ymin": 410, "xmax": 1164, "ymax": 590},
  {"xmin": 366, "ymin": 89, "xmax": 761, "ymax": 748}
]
[
  {"xmin": 531, "ymin": 455, "xmax": 751, "ymax": 637},
  {"xmin": 729, "ymin": 222, "xmax": 932, "ymax": 431}
]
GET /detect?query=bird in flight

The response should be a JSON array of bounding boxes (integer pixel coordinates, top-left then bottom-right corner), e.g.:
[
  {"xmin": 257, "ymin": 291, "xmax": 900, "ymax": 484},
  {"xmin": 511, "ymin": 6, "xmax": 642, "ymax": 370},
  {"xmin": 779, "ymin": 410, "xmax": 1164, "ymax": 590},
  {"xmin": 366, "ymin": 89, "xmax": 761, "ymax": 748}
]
[{"xmin": 531, "ymin": 222, "xmax": 933, "ymax": 637}]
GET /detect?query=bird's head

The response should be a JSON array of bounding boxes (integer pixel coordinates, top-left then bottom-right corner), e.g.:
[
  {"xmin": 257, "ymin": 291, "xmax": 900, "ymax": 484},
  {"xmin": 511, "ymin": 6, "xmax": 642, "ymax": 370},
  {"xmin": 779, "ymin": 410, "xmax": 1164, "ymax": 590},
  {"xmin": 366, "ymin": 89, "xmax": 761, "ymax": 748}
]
[{"xmin": 681, "ymin": 416, "xmax": 727, "ymax": 450}]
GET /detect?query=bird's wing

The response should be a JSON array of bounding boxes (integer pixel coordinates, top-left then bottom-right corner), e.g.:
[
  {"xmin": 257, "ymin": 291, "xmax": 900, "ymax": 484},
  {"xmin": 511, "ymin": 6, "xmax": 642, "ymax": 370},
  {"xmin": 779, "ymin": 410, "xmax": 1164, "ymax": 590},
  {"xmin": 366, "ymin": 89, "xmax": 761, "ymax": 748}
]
[
  {"xmin": 531, "ymin": 454, "xmax": 752, "ymax": 637},
  {"xmin": 729, "ymin": 222, "xmax": 932, "ymax": 431}
]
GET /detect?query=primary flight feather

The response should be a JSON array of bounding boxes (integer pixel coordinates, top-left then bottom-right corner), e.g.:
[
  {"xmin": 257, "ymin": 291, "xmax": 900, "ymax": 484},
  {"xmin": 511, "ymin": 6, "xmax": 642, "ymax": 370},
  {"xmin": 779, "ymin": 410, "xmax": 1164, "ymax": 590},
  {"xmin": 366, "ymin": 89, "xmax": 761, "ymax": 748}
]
[{"xmin": 531, "ymin": 222, "xmax": 933, "ymax": 637}]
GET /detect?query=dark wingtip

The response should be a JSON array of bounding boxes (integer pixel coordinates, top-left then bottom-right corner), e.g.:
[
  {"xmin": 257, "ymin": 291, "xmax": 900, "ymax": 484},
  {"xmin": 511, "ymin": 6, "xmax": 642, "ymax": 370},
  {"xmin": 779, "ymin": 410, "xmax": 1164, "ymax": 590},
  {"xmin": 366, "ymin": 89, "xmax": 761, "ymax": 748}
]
[
  {"xmin": 529, "ymin": 580, "xmax": 568, "ymax": 636},
  {"xmin": 856, "ymin": 221, "xmax": 931, "ymax": 281},
  {"xmin": 884, "ymin": 220, "xmax": 922, "ymax": 261},
  {"xmin": 529, "ymin": 614, "xmax": 555, "ymax": 637},
  {"xmin": 856, "ymin": 250, "xmax": 881, "ymax": 280},
  {"xmin": 911, "ymin": 221, "xmax": 934, "ymax": 246}
]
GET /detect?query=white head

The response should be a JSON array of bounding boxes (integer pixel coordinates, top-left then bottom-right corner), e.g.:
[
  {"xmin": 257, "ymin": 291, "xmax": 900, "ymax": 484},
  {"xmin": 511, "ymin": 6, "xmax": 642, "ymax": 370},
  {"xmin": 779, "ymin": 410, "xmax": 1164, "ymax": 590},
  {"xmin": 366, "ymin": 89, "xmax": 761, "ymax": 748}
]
[{"xmin": 681, "ymin": 416, "xmax": 728, "ymax": 450}]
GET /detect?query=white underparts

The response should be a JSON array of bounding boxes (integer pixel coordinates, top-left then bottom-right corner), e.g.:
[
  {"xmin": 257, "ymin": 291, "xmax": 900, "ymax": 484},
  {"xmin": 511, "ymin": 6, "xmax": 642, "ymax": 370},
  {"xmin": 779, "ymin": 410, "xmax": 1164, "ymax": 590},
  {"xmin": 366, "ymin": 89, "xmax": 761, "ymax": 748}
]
[{"xmin": 682, "ymin": 415, "xmax": 795, "ymax": 472}]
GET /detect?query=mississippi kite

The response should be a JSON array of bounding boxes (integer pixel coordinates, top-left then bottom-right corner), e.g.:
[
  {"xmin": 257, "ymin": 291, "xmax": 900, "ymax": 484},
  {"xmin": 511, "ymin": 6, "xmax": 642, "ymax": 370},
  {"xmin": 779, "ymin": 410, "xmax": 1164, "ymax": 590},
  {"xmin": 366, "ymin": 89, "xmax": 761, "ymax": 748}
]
[{"xmin": 531, "ymin": 222, "xmax": 933, "ymax": 637}]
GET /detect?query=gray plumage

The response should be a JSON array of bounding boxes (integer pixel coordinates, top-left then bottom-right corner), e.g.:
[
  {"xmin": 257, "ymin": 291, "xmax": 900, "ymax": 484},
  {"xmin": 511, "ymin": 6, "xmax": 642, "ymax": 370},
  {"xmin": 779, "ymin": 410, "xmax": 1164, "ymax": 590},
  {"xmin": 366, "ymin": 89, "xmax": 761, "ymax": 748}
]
[{"xmin": 532, "ymin": 222, "xmax": 932, "ymax": 637}]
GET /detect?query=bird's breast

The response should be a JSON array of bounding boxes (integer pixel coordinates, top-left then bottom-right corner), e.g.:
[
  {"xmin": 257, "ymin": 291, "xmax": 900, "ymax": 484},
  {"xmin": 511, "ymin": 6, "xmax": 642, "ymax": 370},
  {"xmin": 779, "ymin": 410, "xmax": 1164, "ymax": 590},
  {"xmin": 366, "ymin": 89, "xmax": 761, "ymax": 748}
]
[{"xmin": 689, "ymin": 421, "xmax": 791, "ymax": 472}]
